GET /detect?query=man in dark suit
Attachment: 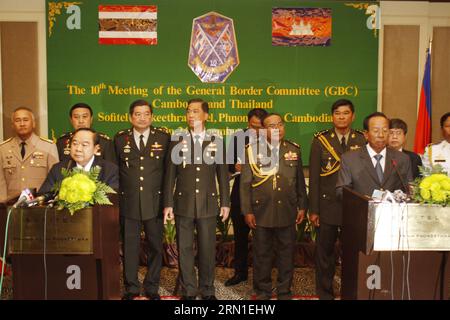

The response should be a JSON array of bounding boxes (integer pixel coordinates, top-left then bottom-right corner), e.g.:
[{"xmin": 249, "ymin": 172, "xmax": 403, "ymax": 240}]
[
  {"xmin": 39, "ymin": 128, "xmax": 118, "ymax": 194},
  {"xmin": 336, "ymin": 112, "xmax": 413, "ymax": 199},
  {"xmin": 163, "ymin": 98, "xmax": 230, "ymax": 300},
  {"xmin": 57, "ymin": 103, "xmax": 115, "ymax": 162},
  {"xmin": 308, "ymin": 99, "xmax": 366, "ymax": 300},
  {"xmin": 225, "ymin": 108, "xmax": 268, "ymax": 287},
  {"xmin": 388, "ymin": 118, "xmax": 423, "ymax": 179},
  {"xmin": 114, "ymin": 99, "xmax": 170, "ymax": 300},
  {"xmin": 240, "ymin": 113, "xmax": 308, "ymax": 300}
]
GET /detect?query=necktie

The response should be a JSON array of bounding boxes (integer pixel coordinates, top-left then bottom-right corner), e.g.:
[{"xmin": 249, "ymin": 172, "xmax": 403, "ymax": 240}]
[
  {"xmin": 20, "ymin": 142, "xmax": 26, "ymax": 159},
  {"xmin": 341, "ymin": 136, "xmax": 347, "ymax": 151},
  {"xmin": 139, "ymin": 134, "xmax": 145, "ymax": 152},
  {"xmin": 194, "ymin": 135, "xmax": 202, "ymax": 163},
  {"xmin": 374, "ymin": 154, "xmax": 383, "ymax": 183}
]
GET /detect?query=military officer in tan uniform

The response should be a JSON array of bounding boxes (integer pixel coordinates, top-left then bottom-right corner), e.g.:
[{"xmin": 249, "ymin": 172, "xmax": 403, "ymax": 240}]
[
  {"xmin": 240, "ymin": 113, "xmax": 308, "ymax": 300},
  {"xmin": 308, "ymin": 99, "xmax": 366, "ymax": 300},
  {"xmin": 422, "ymin": 112, "xmax": 450, "ymax": 176},
  {"xmin": 57, "ymin": 103, "xmax": 114, "ymax": 162},
  {"xmin": 0, "ymin": 107, "xmax": 59, "ymax": 201}
]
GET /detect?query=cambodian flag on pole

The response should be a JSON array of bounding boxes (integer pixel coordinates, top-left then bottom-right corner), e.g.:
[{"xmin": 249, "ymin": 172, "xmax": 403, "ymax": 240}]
[{"xmin": 413, "ymin": 45, "xmax": 432, "ymax": 154}]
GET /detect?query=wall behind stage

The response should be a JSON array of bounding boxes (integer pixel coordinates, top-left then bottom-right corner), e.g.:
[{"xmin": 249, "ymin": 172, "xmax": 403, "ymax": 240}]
[{"xmin": 46, "ymin": 0, "xmax": 378, "ymax": 163}]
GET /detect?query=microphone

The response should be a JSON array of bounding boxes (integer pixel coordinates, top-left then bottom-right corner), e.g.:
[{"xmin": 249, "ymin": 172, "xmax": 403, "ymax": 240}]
[
  {"xmin": 12, "ymin": 188, "xmax": 34, "ymax": 208},
  {"xmin": 22, "ymin": 192, "xmax": 55, "ymax": 207},
  {"xmin": 391, "ymin": 159, "xmax": 409, "ymax": 195}
]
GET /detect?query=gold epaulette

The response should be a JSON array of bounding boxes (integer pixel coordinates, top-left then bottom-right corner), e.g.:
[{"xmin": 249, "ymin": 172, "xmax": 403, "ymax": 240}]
[
  {"xmin": 285, "ymin": 140, "xmax": 300, "ymax": 149},
  {"xmin": 59, "ymin": 132, "xmax": 71, "ymax": 138},
  {"xmin": 116, "ymin": 129, "xmax": 130, "ymax": 136},
  {"xmin": 98, "ymin": 133, "xmax": 111, "ymax": 140},
  {"xmin": 0, "ymin": 137, "xmax": 12, "ymax": 146},
  {"xmin": 354, "ymin": 129, "xmax": 365, "ymax": 135},
  {"xmin": 39, "ymin": 136, "xmax": 54, "ymax": 144},
  {"xmin": 154, "ymin": 126, "xmax": 170, "ymax": 135},
  {"xmin": 314, "ymin": 129, "xmax": 329, "ymax": 138}
]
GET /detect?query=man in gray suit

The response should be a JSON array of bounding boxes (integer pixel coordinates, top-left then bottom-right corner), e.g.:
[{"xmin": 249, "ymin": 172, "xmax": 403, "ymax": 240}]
[
  {"xmin": 336, "ymin": 112, "xmax": 412, "ymax": 198},
  {"xmin": 163, "ymin": 98, "xmax": 230, "ymax": 300}
]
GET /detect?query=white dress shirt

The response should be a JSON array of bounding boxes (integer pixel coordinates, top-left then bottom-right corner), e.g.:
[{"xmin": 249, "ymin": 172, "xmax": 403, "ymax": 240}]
[{"xmin": 366, "ymin": 144, "xmax": 387, "ymax": 172}]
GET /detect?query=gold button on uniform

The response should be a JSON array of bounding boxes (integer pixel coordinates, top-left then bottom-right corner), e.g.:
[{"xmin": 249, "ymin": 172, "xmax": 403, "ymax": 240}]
[
  {"xmin": 196, "ymin": 178, "xmax": 200, "ymax": 182},
  {"xmin": 140, "ymin": 166, "xmax": 144, "ymax": 170},
  {"xmin": 196, "ymin": 189, "xmax": 199, "ymax": 193},
  {"xmin": 140, "ymin": 177, "xmax": 144, "ymax": 181},
  {"xmin": 21, "ymin": 166, "xmax": 25, "ymax": 169},
  {"xmin": 140, "ymin": 186, "xmax": 143, "ymax": 191},
  {"xmin": 278, "ymin": 200, "xmax": 282, "ymax": 204},
  {"xmin": 140, "ymin": 156, "xmax": 144, "ymax": 160},
  {"xmin": 196, "ymin": 167, "xmax": 200, "ymax": 171}
]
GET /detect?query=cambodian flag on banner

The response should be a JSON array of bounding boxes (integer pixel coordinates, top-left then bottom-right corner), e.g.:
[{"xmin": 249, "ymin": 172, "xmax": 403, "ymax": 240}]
[{"xmin": 414, "ymin": 47, "xmax": 432, "ymax": 154}]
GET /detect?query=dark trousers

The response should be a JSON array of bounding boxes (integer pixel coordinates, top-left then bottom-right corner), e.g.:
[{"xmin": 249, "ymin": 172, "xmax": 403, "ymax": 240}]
[
  {"xmin": 315, "ymin": 222, "xmax": 340, "ymax": 300},
  {"xmin": 176, "ymin": 215, "xmax": 216, "ymax": 296},
  {"xmin": 230, "ymin": 205, "xmax": 250, "ymax": 276},
  {"xmin": 253, "ymin": 224, "xmax": 296, "ymax": 299},
  {"xmin": 122, "ymin": 216, "xmax": 163, "ymax": 295}
]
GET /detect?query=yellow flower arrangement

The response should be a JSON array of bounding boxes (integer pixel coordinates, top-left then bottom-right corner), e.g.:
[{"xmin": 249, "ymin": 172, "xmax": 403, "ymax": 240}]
[
  {"xmin": 52, "ymin": 166, "xmax": 116, "ymax": 215},
  {"xmin": 412, "ymin": 166, "xmax": 450, "ymax": 206}
]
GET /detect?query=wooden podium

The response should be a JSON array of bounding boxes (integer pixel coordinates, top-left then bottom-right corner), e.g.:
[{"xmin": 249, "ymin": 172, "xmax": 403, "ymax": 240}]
[
  {"xmin": 1, "ymin": 197, "xmax": 120, "ymax": 300},
  {"xmin": 342, "ymin": 187, "xmax": 450, "ymax": 300}
]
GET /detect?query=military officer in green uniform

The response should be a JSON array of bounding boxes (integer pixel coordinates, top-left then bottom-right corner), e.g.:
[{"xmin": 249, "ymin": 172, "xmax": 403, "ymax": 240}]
[
  {"xmin": 240, "ymin": 113, "xmax": 308, "ymax": 300},
  {"xmin": 308, "ymin": 99, "xmax": 366, "ymax": 300},
  {"xmin": 114, "ymin": 99, "xmax": 170, "ymax": 300},
  {"xmin": 57, "ymin": 103, "xmax": 115, "ymax": 162},
  {"xmin": 163, "ymin": 98, "xmax": 230, "ymax": 300}
]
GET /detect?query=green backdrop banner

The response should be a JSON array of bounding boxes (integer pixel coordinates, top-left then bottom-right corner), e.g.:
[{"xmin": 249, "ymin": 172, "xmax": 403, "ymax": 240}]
[{"xmin": 46, "ymin": 0, "xmax": 379, "ymax": 164}]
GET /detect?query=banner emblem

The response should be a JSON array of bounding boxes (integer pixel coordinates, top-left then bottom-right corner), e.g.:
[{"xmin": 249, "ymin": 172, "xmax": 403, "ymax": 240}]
[{"xmin": 188, "ymin": 12, "xmax": 239, "ymax": 83}]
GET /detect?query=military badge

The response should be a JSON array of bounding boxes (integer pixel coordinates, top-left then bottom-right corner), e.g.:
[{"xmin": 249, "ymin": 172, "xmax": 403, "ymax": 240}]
[
  {"xmin": 32, "ymin": 152, "xmax": 44, "ymax": 159},
  {"xmin": 151, "ymin": 142, "xmax": 163, "ymax": 151},
  {"xmin": 350, "ymin": 145, "xmax": 360, "ymax": 151},
  {"xmin": 284, "ymin": 151, "xmax": 298, "ymax": 161},
  {"xmin": 188, "ymin": 12, "xmax": 239, "ymax": 83}
]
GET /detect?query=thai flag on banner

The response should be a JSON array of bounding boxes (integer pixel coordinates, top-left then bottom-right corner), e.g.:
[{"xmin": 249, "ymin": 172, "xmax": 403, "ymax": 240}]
[
  {"xmin": 413, "ymin": 46, "xmax": 432, "ymax": 154},
  {"xmin": 98, "ymin": 5, "xmax": 157, "ymax": 45}
]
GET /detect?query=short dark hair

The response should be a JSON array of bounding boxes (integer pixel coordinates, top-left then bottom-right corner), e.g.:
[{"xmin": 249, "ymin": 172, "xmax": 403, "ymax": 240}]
[
  {"xmin": 69, "ymin": 103, "xmax": 93, "ymax": 117},
  {"xmin": 262, "ymin": 112, "xmax": 283, "ymax": 126},
  {"xmin": 440, "ymin": 112, "xmax": 450, "ymax": 128},
  {"xmin": 389, "ymin": 118, "xmax": 408, "ymax": 134},
  {"xmin": 187, "ymin": 98, "xmax": 209, "ymax": 114},
  {"xmin": 247, "ymin": 108, "xmax": 268, "ymax": 122},
  {"xmin": 71, "ymin": 128, "xmax": 100, "ymax": 145},
  {"xmin": 129, "ymin": 99, "xmax": 153, "ymax": 115},
  {"xmin": 363, "ymin": 112, "xmax": 389, "ymax": 131},
  {"xmin": 331, "ymin": 99, "xmax": 355, "ymax": 114}
]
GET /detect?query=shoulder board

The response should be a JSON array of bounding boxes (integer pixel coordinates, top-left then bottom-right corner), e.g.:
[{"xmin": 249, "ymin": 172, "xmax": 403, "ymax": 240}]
[
  {"xmin": 116, "ymin": 129, "xmax": 131, "ymax": 136},
  {"xmin": 354, "ymin": 129, "xmax": 365, "ymax": 135},
  {"xmin": 153, "ymin": 126, "xmax": 170, "ymax": 135},
  {"xmin": 314, "ymin": 129, "xmax": 330, "ymax": 138},
  {"xmin": 0, "ymin": 137, "xmax": 13, "ymax": 146},
  {"xmin": 98, "ymin": 133, "xmax": 111, "ymax": 140},
  {"xmin": 39, "ymin": 136, "xmax": 54, "ymax": 144},
  {"xmin": 285, "ymin": 140, "xmax": 300, "ymax": 148},
  {"xmin": 59, "ymin": 132, "xmax": 71, "ymax": 138}
]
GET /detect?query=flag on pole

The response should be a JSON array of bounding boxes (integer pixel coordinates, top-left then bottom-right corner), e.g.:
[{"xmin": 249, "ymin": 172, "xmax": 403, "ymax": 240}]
[
  {"xmin": 413, "ymin": 45, "xmax": 432, "ymax": 154},
  {"xmin": 98, "ymin": 5, "xmax": 157, "ymax": 45}
]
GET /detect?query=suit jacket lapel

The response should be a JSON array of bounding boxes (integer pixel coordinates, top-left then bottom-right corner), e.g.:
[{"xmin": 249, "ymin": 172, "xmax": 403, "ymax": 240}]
[
  {"xmin": 361, "ymin": 146, "xmax": 380, "ymax": 186},
  {"xmin": 382, "ymin": 148, "xmax": 394, "ymax": 186}
]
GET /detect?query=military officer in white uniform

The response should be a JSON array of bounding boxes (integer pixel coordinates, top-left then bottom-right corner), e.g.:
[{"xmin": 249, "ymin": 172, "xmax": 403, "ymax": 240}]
[
  {"xmin": 422, "ymin": 112, "xmax": 450, "ymax": 176},
  {"xmin": 0, "ymin": 107, "xmax": 59, "ymax": 201}
]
